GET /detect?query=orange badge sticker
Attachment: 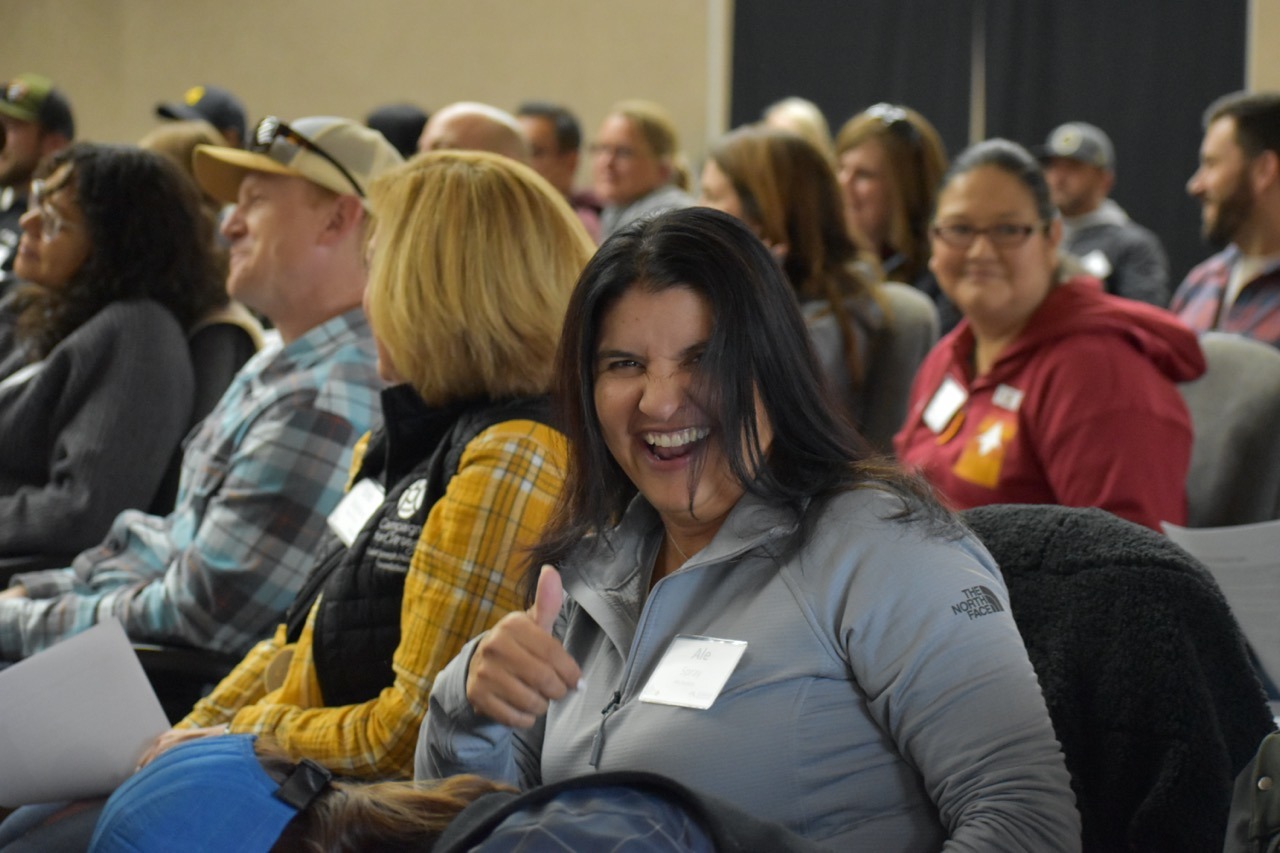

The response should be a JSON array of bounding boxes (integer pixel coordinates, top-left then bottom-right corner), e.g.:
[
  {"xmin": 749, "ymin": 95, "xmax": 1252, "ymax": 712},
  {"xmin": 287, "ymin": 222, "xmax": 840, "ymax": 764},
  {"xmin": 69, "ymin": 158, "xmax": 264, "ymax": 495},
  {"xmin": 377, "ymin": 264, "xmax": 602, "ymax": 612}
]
[{"xmin": 952, "ymin": 414, "xmax": 1017, "ymax": 488}]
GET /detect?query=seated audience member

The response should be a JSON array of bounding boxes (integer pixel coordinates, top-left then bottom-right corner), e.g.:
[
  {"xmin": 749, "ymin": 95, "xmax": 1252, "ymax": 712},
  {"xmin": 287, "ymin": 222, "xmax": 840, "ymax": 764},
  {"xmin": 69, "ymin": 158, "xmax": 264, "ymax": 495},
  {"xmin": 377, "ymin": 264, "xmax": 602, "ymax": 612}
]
[
  {"xmin": 0, "ymin": 73, "xmax": 74, "ymax": 294},
  {"xmin": 591, "ymin": 100, "xmax": 694, "ymax": 239},
  {"xmin": 154, "ymin": 84, "xmax": 248, "ymax": 148},
  {"xmin": 894, "ymin": 139, "xmax": 1204, "ymax": 531},
  {"xmin": 698, "ymin": 125, "xmax": 892, "ymax": 443},
  {"xmin": 0, "ymin": 144, "xmax": 225, "ymax": 556},
  {"xmin": 417, "ymin": 208, "xmax": 1080, "ymax": 848},
  {"xmin": 517, "ymin": 100, "xmax": 602, "ymax": 241},
  {"xmin": 1171, "ymin": 91, "xmax": 1280, "ymax": 346},
  {"xmin": 365, "ymin": 102, "xmax": 429, "ymax": 159},
  {"xmin": 417, "ymin": 102, "xmax": 528, "ymax": 162},
  {"xmin": 835, "ymin": 102, "xmax": 958, "ymax": 330},
  {"xmin": 138, "ymin": 119, "xmax": 229, "ymax": 229},
  {"xmin": 137, "ymin": 121, "xmax": 264, "ymax": 367},
  {"xmin": 137, "ymin": 120, "xmax": 266, "ymax": 511},
  {"xmin": 1037, "ymin": 121, "xmax": 1170, "ymax": 306},
  {"xmin": 85, "ymin": 735, "xmax": 826, "ymax": 852},
  {"xmin": 144, "ymin": 150, "xmax": 590, "ymax": 779},
  {"xmin": 0, "ymin": 150, "xmax": 591, "ymax": 851},
  {"xmin": 0, "ymin": 116, "xmax": 398, "ymax": 661},
  {"xmin": 761, "ymin": 95, "xmax": 834, "ymax": 159}
]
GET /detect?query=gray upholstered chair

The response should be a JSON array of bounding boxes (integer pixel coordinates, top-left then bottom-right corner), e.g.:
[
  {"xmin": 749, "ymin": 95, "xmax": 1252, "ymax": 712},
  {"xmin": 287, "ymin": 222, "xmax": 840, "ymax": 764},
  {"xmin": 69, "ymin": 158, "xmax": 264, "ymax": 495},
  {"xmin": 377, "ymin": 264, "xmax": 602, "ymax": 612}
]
[
  {"xmin": 1178, "ymin": 331, "xmax": 1280, "ymax": 527},
  {"xmin": 858, "ymin": 282, "xmax": 939, "ymax": 451}
]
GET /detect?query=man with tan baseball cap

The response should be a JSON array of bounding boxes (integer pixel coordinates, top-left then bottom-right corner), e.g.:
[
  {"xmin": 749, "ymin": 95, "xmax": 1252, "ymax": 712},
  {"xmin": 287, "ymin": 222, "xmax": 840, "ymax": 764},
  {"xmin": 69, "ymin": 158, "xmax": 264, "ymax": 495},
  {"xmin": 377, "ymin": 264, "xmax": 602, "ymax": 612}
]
[{"xmin": 0, "ymin": 117, "xmax": 400, "ymax": 679}]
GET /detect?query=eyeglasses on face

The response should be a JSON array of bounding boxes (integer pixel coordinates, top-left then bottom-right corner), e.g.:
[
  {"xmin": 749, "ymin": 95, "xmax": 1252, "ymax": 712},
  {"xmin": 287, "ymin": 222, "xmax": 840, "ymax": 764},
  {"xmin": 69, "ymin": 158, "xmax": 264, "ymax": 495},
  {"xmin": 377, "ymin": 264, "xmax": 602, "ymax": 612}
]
[
  {"xmin": 930, "ymin": 222, "xmax": 1046, "ymax": 249},
  {"xmin": 29, "ymin": 178, "xmax": 77, "ymax": 241},
  {"xmin": 251, "ymin": 116, "xmax": 364, "ymax": 197},
  {"xmin": 589, "ymin": 142, "xmax": 639, "ymax": 161}
]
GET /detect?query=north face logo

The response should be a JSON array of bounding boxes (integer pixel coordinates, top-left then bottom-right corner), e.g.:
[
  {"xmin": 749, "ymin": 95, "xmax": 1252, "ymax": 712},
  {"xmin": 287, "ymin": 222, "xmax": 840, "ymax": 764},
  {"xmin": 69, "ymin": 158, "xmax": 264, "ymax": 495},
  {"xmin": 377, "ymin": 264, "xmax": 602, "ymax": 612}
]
[{"xmin": 951, "ymin": 585, "xmax": 1005, "ymax": 620}]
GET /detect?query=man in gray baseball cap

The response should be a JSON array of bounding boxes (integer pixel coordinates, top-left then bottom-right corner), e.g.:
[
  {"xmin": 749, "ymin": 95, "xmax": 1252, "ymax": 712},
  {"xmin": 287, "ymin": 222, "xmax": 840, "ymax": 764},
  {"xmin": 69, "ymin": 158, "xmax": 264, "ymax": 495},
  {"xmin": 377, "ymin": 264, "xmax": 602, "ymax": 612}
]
[{"xmin": 1038, "ymin": 121, "xmax": 1170, "ymax": 306}]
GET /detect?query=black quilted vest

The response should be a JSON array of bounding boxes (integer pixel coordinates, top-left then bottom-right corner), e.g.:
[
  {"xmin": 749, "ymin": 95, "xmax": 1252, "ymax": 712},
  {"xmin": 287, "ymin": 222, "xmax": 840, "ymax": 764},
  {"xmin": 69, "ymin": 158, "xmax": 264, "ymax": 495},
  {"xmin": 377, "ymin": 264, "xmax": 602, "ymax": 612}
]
[{"xmin": 284, "ymin": 385, "xmax": 550, "ymax": 707}]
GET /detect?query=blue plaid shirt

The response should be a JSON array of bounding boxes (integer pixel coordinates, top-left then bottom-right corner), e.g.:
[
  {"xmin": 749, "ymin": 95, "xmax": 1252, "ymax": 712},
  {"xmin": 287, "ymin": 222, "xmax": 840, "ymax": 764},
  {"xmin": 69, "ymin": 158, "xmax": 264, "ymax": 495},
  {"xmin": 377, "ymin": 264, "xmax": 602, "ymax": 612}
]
[{"xmin": 0, "ymin": 308, "xmax": 382, "ymax": 660}]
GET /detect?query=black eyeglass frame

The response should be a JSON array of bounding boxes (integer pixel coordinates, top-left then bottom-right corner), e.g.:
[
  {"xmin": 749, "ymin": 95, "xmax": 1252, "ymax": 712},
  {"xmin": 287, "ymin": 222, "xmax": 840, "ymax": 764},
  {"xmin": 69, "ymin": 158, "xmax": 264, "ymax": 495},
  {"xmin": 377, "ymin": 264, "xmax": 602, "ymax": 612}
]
[
  {"xmin": 251, "ymin": 116, "xmax": 364, "ymax": 198},
  {"xmin": 929, "ymin": 222, "xmax": 1049, "ymax": 250}
]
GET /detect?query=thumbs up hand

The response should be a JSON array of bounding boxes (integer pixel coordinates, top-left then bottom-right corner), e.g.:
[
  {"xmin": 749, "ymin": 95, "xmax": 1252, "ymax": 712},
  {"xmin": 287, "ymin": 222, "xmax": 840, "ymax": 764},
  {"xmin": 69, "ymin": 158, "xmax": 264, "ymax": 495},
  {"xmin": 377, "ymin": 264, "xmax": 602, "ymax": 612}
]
[{"xmin": 466, "ymin": 565, "xmax": 583, "ymax": 729}]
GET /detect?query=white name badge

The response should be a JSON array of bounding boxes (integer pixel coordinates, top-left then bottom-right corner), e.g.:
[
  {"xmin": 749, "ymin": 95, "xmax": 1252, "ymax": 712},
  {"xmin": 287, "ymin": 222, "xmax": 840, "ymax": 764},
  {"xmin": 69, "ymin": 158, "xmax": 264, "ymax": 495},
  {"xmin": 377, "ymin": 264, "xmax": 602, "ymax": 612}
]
[
  {"xmin": 992, "ymin": 383, "xmax": 1024, "ymax": 412},
  {"xmin": 1081, "ymin": 249, "xmax": 1113, "ymax": 280},
  {"xmin": 922, "ymin": 376, "xmax": 968, "ymax": 434},
  {"xmin": 638, "ymin": 634, "xmax": 747, "ymax": 710},
  {"xmin": 326, "ymin": 478, "xmax": 386, "ymax": 547}
]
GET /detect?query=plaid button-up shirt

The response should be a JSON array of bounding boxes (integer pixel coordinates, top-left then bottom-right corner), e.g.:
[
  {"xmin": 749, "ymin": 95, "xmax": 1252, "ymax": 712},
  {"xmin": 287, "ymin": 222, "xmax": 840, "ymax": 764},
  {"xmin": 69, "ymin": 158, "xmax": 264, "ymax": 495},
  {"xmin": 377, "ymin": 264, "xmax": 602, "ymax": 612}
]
[{"xmin": 1171, "ymin": 245, "xmax": 1280, "ymax": 346}]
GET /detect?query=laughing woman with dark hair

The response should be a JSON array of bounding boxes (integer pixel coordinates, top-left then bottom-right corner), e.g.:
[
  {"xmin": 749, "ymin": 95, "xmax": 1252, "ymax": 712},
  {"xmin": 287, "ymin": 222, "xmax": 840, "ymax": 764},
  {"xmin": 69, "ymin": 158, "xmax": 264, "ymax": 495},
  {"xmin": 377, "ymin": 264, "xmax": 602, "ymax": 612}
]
[
  {"xmin": 0, "ymin": 143, "xmax": 225, "ymax": 556},
  {"xmin": 418, "ymin": 207, "xmax": 1081, "ymax": 849}
]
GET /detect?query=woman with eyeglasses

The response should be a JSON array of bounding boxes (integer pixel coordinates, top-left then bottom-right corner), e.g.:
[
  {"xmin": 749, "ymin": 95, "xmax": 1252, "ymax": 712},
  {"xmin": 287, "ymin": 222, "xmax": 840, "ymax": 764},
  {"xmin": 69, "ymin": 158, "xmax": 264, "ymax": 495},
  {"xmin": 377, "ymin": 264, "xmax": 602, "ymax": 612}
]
[
  {"xmin": 591, "ymin": 100, "xmax": 694, "ymax": 240},
  {"xmin": 417, "ymin": 207, "xmax": 1080, "ymax": 849},
  {"xmin": 835, "ymin": 103, "xmax": 958, "ymax": 331},
  {"xmin": 0, "ymin": 142, "xmax": 225, "ymax": 558},
  {"xmin": 894, "ymin": 139, "xmax": 1203, "ymax": 530},
  {"xmin": 698, "ymin": 125, "xmax": 901, "ymax": 446}
]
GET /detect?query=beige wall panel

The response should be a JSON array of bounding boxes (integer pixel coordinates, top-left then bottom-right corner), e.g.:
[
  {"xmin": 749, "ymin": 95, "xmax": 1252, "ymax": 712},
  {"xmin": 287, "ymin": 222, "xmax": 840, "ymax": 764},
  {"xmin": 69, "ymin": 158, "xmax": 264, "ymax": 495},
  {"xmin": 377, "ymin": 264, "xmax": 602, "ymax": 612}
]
[
  {"xmin": 1249, "ymin": 0, "xmax": 1280, "ymax": 90},
  {"xmin": 0, "ymin": 0, "xmax": 723, "ymax": 185}
]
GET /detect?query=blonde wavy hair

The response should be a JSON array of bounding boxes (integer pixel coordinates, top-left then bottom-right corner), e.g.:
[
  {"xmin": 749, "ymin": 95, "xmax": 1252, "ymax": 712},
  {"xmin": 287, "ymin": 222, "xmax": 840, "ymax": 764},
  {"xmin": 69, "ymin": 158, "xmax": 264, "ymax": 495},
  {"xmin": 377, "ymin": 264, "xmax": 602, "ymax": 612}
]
[{"xmin": 365, "ymin": 150, "xmax": 595, "ymax": 405}]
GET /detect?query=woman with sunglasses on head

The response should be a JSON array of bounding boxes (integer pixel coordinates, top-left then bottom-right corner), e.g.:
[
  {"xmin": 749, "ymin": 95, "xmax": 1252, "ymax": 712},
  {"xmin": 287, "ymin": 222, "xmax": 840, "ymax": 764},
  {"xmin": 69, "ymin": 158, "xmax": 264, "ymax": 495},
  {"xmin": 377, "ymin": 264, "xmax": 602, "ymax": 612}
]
[
  {"xmin": 894, "ymin": 139, "xmax": 1203, "ymax": 531},
  {"xmin": 699, "ymin": 124, "xmax": 913, "ymax": 448},
  {"xmin": 418, "ymin": 207, "xmax": 1080, "ymax": 849},
  {"xmin": 0, "ymin": 142, "xmax": 225, "ymax": 558},
  {"xmin": 836, "ymin": 103, "xmax": 960, "ymax": 332}
]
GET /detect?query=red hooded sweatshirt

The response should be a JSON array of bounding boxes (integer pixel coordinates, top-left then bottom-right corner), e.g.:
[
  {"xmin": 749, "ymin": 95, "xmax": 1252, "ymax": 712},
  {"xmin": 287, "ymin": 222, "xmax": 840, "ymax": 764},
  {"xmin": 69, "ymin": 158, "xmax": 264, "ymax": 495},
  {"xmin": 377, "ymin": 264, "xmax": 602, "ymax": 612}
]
[{"xmin": 894, "ymin": 277, "xmax": 1205, "ymax": 530}]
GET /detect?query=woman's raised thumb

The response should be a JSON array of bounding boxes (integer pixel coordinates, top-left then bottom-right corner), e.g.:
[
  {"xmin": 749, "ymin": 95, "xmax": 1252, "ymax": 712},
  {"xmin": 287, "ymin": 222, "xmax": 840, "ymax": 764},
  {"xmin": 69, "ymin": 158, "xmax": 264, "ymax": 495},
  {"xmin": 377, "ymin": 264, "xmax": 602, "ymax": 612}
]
[{"xmin": 530, "ymin": 564, "xmax": 563, "ymax": 633}]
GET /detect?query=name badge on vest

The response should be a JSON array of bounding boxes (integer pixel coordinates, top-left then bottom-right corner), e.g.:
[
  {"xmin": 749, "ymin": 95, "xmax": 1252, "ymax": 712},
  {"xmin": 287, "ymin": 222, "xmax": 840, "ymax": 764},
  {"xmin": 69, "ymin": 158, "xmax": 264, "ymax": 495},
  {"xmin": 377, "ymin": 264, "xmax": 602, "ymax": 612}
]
[
  {"xmin": 923, "ymin": 375, "xmax": 968, "ymax": 434},
  {"xmin": 638, "ymin": 635, "xmax": 747, "ymax": 710},
  {"xmin": 326, "ymin": 478, "xmax": 386, "ymax": 547},
  {"xmin": 992, "ymin": 383, "xmax": 1024, "ymax": 412},
  {"xmin": 1080, "ymin": 249, "xmax": 1113, "ymax": 280}
]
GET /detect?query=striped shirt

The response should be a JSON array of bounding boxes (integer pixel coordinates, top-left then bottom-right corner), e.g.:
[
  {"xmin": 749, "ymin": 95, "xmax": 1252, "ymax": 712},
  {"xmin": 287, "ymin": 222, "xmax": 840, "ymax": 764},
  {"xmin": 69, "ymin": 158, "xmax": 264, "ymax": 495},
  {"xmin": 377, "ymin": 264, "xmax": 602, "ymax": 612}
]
[
  {"xmin": 180, "ymin": 419, "xmax": 566, "ymax": 779},
  {"xmin": 0, "ymin": 308, "xmax": 381, "ymax": 660},
  {"xmin": 1171, "ymin": 245, "xmax": 1280, "ymax": 346}
]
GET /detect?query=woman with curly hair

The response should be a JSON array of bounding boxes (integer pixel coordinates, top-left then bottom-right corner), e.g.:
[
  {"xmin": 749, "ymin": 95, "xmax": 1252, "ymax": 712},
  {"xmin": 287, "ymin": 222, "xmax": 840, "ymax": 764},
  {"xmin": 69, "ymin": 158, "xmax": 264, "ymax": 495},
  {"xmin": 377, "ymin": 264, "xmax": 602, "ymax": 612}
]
[{"xmin": 0, "ymin": 142, "xmax": 227, "ymax": 557}]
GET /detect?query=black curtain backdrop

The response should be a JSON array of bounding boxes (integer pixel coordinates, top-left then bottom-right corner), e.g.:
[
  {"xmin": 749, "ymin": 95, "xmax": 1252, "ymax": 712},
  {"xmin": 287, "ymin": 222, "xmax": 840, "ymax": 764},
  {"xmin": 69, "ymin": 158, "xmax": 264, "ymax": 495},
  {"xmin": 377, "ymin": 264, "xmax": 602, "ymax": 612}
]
[
  {"xmin": 732, "ymin": 0, "xmax": 1247, "ymax": 287},
  {"xmin": 730, "ymin": 0, "xmax": 975, "ymax": 158},
  {"xmin": 983, "ymin": 0, "xmax": 1247, "ymax": 288}
]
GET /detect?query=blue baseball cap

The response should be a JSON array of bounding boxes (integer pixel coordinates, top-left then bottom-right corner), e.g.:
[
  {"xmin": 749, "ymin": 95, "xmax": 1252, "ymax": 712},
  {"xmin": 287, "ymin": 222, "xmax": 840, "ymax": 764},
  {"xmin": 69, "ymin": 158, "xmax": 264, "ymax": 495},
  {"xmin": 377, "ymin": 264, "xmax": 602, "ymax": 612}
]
[{"xmin": 89, "ymin": 734, "xmax": 331, "ymax": 853}]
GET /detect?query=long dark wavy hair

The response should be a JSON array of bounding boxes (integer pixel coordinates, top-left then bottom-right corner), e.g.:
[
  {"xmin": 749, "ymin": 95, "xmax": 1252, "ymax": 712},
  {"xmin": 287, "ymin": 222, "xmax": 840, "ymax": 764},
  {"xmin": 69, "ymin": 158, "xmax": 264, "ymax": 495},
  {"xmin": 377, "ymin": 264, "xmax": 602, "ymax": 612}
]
[
  {"xmin": 525, "ymin": 207, "xmax": 949, "ymax": 598},
  {"xmin": 13, "ymin": 143, "xmax": 227, "ymax": 361}
]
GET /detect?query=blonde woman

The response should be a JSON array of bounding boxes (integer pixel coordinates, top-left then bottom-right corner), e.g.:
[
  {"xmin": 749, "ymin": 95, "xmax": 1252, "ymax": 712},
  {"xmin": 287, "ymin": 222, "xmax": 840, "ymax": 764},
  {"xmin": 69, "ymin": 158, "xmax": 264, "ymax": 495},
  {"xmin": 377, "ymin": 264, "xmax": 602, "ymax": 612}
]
[
  {"xmin": 134, "ymin": 150, "xmax": 594, "ymax": 782},
  {"xmin": 591, "ymin": 100, "xmax": 694, "ymax": 239}
]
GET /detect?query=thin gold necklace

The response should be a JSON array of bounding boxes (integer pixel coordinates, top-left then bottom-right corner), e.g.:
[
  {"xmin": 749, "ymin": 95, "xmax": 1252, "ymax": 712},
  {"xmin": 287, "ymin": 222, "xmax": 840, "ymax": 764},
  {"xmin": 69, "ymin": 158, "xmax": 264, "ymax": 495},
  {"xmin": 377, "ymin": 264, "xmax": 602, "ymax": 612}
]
[{"xmin": 667, "ymin": 531, "xmax": 691, "ymax": 563}]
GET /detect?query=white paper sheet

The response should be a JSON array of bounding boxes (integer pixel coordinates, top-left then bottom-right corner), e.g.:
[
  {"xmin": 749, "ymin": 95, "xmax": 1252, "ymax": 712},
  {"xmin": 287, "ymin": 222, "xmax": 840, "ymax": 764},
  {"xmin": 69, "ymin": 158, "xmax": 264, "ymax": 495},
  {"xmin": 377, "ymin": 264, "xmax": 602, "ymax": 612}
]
[
  {"xmin": 0, "ymin": 618, "xmax": 169, "ymax": 806},
  {"xmin": 1163, "ymin": 519, "xmax": 1280, "ymax": 689}
]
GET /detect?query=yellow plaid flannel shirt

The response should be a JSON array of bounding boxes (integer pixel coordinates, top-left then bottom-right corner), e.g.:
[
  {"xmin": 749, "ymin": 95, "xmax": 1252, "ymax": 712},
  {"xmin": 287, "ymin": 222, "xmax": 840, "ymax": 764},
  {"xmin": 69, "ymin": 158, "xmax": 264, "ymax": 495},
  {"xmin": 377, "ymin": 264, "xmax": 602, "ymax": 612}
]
[{"xmin": 180, "ymin": 419, "xmax": 566, "ymax": 778}]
